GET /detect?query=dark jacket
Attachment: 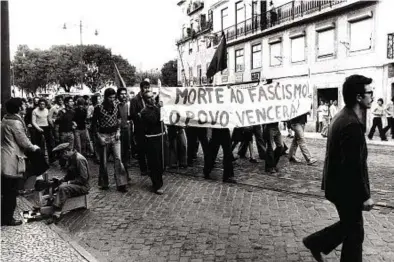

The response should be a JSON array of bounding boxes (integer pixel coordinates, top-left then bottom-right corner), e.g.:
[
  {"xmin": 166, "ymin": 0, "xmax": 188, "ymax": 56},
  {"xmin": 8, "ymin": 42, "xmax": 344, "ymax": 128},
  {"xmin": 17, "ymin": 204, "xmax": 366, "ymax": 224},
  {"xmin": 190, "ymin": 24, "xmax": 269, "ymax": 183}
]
[
  {"xmin": 129, "ymin": 93, "xmax": 145, "ymax": 135},
  {"xmin": 321, "ymin": 107, "xmax": 370, "ymax": 206}
]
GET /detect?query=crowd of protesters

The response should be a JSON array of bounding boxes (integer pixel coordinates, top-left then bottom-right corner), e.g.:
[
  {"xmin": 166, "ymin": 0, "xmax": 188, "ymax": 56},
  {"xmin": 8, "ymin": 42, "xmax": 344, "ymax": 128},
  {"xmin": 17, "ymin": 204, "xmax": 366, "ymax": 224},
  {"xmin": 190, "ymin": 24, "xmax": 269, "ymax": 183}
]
[{"xmin": 2, "ymin": 78, "xmax": 393, "ymax": 226}]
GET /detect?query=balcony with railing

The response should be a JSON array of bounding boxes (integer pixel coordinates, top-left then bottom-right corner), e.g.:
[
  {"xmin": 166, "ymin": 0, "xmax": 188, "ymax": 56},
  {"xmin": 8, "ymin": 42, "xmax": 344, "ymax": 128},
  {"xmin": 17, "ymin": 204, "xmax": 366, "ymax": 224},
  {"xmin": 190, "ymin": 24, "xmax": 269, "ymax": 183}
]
[
  {"xmin": 176, "ymin": 15, "xmax": 213, "ymax": 45},
  {"xmin": 213, "ymin": 0, "xmax": 351, "ymax": 44},
  {"xmin": 187, "ymin": 1, "xmax": 204, "ymax": 16}
]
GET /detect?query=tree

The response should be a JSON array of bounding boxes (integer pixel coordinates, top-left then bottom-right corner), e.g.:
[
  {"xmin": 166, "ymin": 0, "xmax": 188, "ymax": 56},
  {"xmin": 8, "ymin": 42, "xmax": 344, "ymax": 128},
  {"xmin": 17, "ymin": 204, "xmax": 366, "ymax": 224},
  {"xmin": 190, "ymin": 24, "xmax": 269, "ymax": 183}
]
[
  {"xmin": 12, "ymin": 44, "xmax": 137, "ymax": 94},
  {"xmin": 161, "ymin": 59, "xmax": 177, "ymax": 87}
]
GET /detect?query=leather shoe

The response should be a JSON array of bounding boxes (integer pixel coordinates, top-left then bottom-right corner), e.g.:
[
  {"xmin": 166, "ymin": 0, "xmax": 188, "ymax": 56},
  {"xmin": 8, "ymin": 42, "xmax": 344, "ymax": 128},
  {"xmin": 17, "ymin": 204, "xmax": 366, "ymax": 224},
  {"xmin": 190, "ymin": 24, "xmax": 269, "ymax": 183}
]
[
  {"xmin": 302, "ymin": 238, "xmax": 323, "ymax": 262},
  {"xmin": 204, "ymin": 174, "xmax": 213, "ymax": 180},
  {"xmin": 117, "ymin": 185, "xmax": 127, "ymax": 193},
  {"xmin": 2, "ymin": 218, "xmax": 23, "ymax": 226},
  {"xmin": 223, "ymin": 177, "xmax": 237, "ymax": 184}
]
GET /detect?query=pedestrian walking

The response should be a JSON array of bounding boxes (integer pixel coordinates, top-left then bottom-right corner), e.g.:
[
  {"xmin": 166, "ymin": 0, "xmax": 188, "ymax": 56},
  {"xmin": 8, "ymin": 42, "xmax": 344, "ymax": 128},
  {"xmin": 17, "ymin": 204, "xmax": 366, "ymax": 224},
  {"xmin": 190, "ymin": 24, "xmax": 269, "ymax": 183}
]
[
  {"xmin": 91, "ymin": 88, "xmax": 128, "ymax": 192},
  {"xmin": 288, "ymin": 113, "xmax": 317, "ymax": 165},
  {"xmin": 368, "ymin": 98, "xmax": 387, "ymax": 141},
  {"xmin": 382, "ymin": 96, "xmax": 394, "ymax": 139},
  {"xmin": 140, "ymin": 91, "xmax": 165, "ymax": 194},
  {"xmin": 56, "ymin": 96, "xmax": 76, "ymax": 151},
  {"xmin": 185, "ymin": 126, "xmax": 209, "ymax": 167},
  {"xmin": 320, "ymin": 101, "xmax": 330, "ymax": 137},
  {"xmin": 48, "ymin": 95, "xmax": 64, "ymax": 146},
  {"xmin": 1, "ymin": 98, "xmax": 40, "ymax": 226},
  {"xmin": 32, "ymin": 98, "xmax": 55, "ymax": 163},
  {"xmin": 204, "ymin": 128, "xmax": 237, "ymax": 184},
  {"xmin": 130, "ymin": 81, "xmax": 151, "ymax": 176},
  {"xmin": 303, "ymin": 74, "xmax": 374, "ymax": 262},
  {"xmin": 263, "ymin": 122, "xmax": 283, "ymax": 173},
  {"xmin": 117, "ymin": 87, "xmax": 132, "ymax": 171},
  {"xmin": 74, "ymin": 97, "xmax": 94, "ymax": 157}
]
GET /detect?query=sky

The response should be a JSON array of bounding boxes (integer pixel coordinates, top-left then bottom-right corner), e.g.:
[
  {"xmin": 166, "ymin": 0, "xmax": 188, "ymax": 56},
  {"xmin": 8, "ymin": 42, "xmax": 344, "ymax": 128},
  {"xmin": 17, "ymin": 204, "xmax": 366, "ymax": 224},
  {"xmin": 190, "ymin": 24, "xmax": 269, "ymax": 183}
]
[{"xmin": 9, "ymin": 0, "xmax": 183, "ymax": 71}]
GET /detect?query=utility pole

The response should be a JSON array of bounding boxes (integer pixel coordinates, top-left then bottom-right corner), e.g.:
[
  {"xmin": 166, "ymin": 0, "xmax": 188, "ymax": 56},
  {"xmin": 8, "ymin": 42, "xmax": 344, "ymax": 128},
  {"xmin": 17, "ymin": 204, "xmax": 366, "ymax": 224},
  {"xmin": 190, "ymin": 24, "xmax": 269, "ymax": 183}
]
[
  {"xmin": 80, "ymin": 20, "xmax": 83, "ymax": 90},
  {"xmin": 1, "ymin": 1, "xmax": 11, "ymax": 117}
]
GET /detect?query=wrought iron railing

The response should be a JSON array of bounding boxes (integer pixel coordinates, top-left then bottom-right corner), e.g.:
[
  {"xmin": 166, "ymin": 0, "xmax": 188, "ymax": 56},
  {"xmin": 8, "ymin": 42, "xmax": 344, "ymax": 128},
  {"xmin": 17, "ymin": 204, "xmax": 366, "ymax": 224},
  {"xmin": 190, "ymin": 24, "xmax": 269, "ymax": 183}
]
[
  {"xmin": 176, "ymin": 19, "xmax": 213, "ymax": 45},
  {"xmin": 215, "ymin": 0, "xmax": 347, "ymax": 43}
]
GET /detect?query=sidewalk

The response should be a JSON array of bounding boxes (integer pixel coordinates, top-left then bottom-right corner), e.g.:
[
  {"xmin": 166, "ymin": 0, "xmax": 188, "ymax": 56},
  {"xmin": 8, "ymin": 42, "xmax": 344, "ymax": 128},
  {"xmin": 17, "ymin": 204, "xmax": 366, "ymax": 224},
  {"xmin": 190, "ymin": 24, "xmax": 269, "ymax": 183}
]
[
  {"xmin": 304, "ymin": 132, "xmax": 394, "ymax": 147},
  {"xmin": 1, "ymin": 197, "xmax": 97, "ymax": 262}
]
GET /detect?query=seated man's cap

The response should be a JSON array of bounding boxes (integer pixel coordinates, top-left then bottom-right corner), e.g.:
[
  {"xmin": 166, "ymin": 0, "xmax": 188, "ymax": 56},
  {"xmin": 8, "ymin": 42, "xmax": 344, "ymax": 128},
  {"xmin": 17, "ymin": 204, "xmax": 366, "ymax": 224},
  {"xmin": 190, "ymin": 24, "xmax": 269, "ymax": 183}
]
[{"xmin": 52, "ymin": 143, "xmax": 70, "ymax": 153}]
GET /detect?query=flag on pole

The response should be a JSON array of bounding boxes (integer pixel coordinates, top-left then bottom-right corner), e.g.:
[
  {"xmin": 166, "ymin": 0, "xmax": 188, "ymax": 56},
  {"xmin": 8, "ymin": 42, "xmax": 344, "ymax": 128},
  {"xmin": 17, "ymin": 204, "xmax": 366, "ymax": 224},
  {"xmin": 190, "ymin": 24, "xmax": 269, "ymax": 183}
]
[
  {"xmin": 206, "ymin": 32, "xmax": 227, "ymax": 79},
  {"xmin": 114, "ymin": 62, "xmax": 126, "ymax": 88}
]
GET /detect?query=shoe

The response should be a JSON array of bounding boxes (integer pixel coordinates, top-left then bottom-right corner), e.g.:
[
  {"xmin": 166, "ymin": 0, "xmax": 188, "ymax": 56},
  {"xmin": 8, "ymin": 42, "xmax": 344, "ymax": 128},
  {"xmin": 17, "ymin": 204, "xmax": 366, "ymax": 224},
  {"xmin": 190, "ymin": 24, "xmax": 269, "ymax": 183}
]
[
  {"xmin": 367, "ymin": 136, "xmax": 373, "ymax": 140},
  {"xmin": 223, "ymin": 177, "xmax": 237, "ymax": 184},
  {"xmin": 100, "ymin": 186, "xmax": 109, "ymax": 190},
  {"xmin": 302, "ymin": 238, "xmax": 323, "ymax": 262},
  {"xmin": 382, "ymin": 138, "xmax": 388, "ymax": 141},
  {"xmin": 307, "ymin": 159, "xmax": 317, "ymax": 166},
  {"xmin": 141, "ymin": 171, "xmax": 148, "ymax": 176},
  {"xmin": 154, "ymin": 188, "xmax": 164, "ymax": 195},
  {"xmin": 265, "ymin": 168, "xmax": 277, "ymax": 174},
  {"xmin": 274, "ymin": 167, "xmax": 279, "ymax": 172},
  {"xmin": 204, "ymin": 174, "xmax": 213, "ymax": 180},
  {"xmin": 1, "ymin": 218, "xmax": 23, "ymax": 226},
  {"xmin": 117, "ymin": 185, "xmax": 127, "ymax": 193},
  {"xmin": 249, "ymin": 158, "xmax": 258, "ymax": 163},
  {"xmin": 289, "ymin": 157, "xmax": 302, "ymax": 163}
]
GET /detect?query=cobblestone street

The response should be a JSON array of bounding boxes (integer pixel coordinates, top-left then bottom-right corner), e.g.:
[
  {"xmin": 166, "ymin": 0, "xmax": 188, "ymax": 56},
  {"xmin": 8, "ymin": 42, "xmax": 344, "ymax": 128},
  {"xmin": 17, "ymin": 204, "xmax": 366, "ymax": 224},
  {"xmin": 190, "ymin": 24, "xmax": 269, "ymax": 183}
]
[{"xmin": 49, "ymin": 136, "xmax": 394, "ymax": 262}]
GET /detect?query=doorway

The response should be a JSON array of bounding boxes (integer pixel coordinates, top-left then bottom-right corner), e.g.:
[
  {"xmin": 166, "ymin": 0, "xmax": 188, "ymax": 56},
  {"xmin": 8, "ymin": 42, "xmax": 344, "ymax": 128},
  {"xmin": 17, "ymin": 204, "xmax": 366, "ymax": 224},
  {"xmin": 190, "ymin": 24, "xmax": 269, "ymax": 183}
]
[{"xmin": 315, "ymin": 88, "xmax": 338, "ymax": 132}]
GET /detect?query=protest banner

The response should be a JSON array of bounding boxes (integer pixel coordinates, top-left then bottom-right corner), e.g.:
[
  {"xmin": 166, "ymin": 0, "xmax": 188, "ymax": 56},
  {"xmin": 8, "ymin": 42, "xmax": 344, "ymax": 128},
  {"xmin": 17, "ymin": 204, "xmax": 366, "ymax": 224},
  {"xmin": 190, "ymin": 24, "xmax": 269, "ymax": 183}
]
[{"xmin": 160, "ymin": 81, "xmax": 312, "ymax": 128}]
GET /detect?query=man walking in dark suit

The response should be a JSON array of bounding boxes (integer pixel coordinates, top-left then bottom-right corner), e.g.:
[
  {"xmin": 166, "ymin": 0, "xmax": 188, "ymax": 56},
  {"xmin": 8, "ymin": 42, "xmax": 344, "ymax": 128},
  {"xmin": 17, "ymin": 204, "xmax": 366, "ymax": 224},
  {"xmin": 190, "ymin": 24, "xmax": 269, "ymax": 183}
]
[
  {"xmin": 303, "ymin": 75, "xmax": 375, "ymax": 262},
  {"xmin": 130, "ymin": 81, "xmax": 151, "ymax": 176}
]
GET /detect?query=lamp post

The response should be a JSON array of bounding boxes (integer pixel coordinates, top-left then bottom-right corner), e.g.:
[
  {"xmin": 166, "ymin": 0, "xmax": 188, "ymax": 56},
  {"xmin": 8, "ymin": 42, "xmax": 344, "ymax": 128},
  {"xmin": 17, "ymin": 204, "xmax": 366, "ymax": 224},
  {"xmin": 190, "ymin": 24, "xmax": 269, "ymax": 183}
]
[{"xmin": 63, "ymin": 20, "xmax": 99, "ymax": 90}]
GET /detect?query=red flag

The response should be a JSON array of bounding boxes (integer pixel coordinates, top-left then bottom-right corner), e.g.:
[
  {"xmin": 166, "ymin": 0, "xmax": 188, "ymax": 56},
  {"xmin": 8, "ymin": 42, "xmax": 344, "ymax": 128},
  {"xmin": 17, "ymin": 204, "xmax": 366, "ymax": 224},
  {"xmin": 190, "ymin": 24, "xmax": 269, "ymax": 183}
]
[
  {"xmin": 114, "ymin": 63, "xmax": 126, "ymax": 88},
  {"xmin": 207, "ymin": 32, "xmax": 227, "ymax": 79}
]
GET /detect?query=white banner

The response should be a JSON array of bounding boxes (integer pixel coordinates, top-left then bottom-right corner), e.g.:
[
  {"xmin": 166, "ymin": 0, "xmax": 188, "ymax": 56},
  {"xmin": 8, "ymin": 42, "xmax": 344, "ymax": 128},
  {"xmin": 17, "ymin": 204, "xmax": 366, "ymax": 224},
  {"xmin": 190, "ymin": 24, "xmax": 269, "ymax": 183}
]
[{"xmin": 160, "ymin": 81, "xmax": 312, "ymax": 128}]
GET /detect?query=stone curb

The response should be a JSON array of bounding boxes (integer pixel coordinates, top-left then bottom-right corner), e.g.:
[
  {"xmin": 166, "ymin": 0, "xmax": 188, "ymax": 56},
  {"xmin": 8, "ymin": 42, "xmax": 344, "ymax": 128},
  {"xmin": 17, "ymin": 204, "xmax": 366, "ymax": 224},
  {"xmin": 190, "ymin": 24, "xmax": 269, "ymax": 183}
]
[
  {"xmin": 304, "ymin": 132, "xmax": 394, "ymax": 147},
  {"xmin": 18, "ymin": 196, "xmax": 98, "ymax": 262}
]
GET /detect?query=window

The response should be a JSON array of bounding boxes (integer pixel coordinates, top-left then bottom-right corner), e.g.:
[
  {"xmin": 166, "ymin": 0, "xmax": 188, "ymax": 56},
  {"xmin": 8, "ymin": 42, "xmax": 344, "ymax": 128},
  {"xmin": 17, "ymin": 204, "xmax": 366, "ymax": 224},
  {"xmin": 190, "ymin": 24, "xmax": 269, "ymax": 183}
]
[
  {"xmin": 349, "ymin": 18, "xmax": 372, "ymax": 52},
  {"xmin": 221, "ymin": 8, "xmax": 229, "ymax": 31},
  {"xmin": 269, "ymin": 42, "xmax": 281, "ymax": 66},
  {"xmin": 317, "ymin": 29, "xmax": 335, "ymax": 57},
  {"xmin": 236, "ymin": 2, "xmax": 245, "ymax": 35},
  {"xmin": 235, "ymin": 49, "xmax": 244, "ymax": 72},
  {"xmin": 291, "ymin": 36, "xmax": 305, "ymax": 63},
  {"xmin": 251, "ymin": 43, "xmax": 262, "ymax": 69}
]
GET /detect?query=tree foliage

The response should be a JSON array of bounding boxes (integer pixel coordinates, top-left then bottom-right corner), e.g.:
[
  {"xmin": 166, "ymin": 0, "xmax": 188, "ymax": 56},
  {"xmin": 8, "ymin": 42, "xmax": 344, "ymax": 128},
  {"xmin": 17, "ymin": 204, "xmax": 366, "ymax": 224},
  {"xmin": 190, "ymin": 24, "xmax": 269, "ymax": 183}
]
[
  {"xmin": 161, "ymin": 59, "xmax": 178, "ymax": 87},
  {"xmin": 12, "ymin": 44, "xmax": 136, "ymax": 94}
]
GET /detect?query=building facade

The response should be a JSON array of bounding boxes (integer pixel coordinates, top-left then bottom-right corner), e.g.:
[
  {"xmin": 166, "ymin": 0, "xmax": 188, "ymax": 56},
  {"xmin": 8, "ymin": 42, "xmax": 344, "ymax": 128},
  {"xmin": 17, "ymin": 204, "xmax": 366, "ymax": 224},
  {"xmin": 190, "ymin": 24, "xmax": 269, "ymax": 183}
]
[{"xmin": 177, "ymin": 0, "xmax": 394, "ymax": 131}]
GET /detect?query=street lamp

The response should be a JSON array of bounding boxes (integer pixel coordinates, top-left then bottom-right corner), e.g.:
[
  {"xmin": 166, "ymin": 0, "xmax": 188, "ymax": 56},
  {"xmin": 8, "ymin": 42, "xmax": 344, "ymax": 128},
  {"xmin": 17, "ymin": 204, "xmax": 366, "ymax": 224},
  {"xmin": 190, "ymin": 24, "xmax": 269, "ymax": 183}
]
[{"xmin": 62, "ymin": 20, "xmax": 99, "ymax": 90}]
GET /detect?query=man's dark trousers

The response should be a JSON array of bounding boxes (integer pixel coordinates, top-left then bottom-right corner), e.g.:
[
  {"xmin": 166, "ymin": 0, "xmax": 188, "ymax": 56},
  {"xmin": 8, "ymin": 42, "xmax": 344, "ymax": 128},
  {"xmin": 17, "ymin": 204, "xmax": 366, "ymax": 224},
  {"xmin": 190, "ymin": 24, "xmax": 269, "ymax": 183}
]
[
  {"xmin": 203, "ymin": 128, "xmax": 234, "ymax": 179},
  {"xmin": 135, "ymin": 129, "xmax": 148, "ymax": 174},
  {"xmin": 1, "ymin": 176, "xmax": 20, "ymax": 224},
  {"xmin": 263, "ymin": 124, "xmax": 283, "ymax": 170},
  {"xmin": 382, "ymin": 117, "xmax": 393, "ymax": 138},
  {"xmin": 237, "ymin": 124, "xmax": 266, "ymax": 158},
  {"xmin": 186, "ymin": 127, "xmax": 209, "ymax": 165},
  {"xmin": 303, "ymin": 202, "xmax": 364, "ymax": 262},
  {"xmin": 146, "ymin": 135, "xmax": 164, "ymax": 191},
  {"xmin": 120, "ymin": 127, "xmax": 131, "ymax": 167}
]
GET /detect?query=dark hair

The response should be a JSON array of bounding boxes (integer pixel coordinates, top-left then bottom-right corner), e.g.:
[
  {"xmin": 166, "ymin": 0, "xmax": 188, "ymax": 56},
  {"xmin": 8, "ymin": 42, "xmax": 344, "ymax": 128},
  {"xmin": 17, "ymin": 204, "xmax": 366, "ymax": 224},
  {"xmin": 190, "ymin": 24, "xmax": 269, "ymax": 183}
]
[
  {"xmin": 142, "ymin": 90, "xmax": 153, "ymax": 100},
  {"xmin": 140, "ymin": 81, "xmax": 150, "ymax": 89},
  {"xmin": 55, "ymin": 95, "xmax": 63, "ymax": 104},
  {"xmin": 77, "ymin": 97, "xmax": 86, "ymax": 106},
  {"xmin": 5, "ymin": 97, "xmax": 24, "ymax": 114},
  {"xmin": 27, "ymin": 98, "xmax": 33, "ymax": 103},
  {"xmin": 91, "ymin": 94, "xmax": 100, "ymax": 106},
  {"xmin": 342, "ymin": 74, "xmax": 372, "ymax": 108},
  {"xmin": 117, "ymin": 87, "xmax": 127, "ymax": 97},
  {"xmin": 104, "ymin": 88, "xmax": 116, "ymax": 99},
  {"xmin": 38, "ymin": 98, "xmax": 47, "ymax": 106},
  {"xmin": 377, "ymin": 98, "xmax": 383, "ymax": 104},
  {"xmin": 21, "ymin": 98, "xmax": 27, "ymax": 104},
  {"xmin": 83, "ymin": 95, "xmax": 89, "ymax": 101},
  {"xmin": 64, "ymin": 96, "xmax": 73, "ymax": 104}
]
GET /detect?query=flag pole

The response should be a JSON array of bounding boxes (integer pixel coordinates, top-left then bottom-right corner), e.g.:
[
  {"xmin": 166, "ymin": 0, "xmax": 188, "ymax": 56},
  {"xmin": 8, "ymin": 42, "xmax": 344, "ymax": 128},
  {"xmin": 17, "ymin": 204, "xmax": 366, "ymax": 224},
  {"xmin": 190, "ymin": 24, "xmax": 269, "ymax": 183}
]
[{"xmin": 158, "ymin": 80, "xmax": 165, "ymax": 171}]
